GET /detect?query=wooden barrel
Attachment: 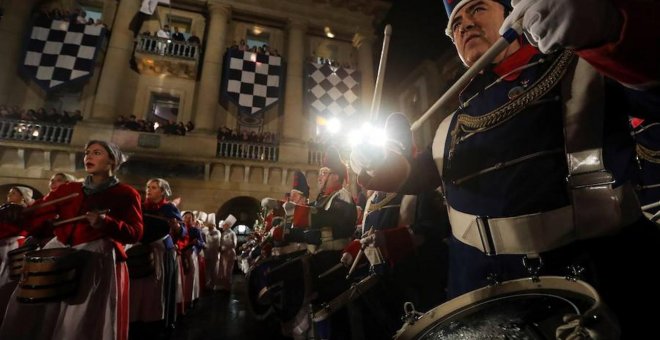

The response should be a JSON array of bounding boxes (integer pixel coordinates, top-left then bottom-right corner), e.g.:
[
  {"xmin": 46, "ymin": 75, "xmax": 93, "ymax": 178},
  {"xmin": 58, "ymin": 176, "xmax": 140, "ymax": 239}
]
[
  {"xmin": 7, "ymin": 243, "xmax": 39, "ymax": 280},
  {"xmin": 126, "ymin": 244, "xmax": 154, "ymax": 278},
  {"xmin": 17, "ymin": 248, "xmax": 82, "ymax": 303}
]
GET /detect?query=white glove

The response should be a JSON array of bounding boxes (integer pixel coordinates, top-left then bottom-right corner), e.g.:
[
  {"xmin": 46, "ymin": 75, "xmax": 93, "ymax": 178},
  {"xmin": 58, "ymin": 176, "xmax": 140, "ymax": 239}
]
[
  {"xmin": 283, "ymin": 201, "xmax": 296, "ymax": 216},
  {"xmin": 340, "ymin": 252, "xmax": 353, "ymax": 266},
  {"xmin": 261, "ymin": 197, "xmax": 279, "ymax": 209},
  {"xmin": 500, "ymin": 0, "xmax": 622, "ymax": 53},
  {"xmin": 350, "ymin": 144, "xmax": 386, "ymax": 174}
]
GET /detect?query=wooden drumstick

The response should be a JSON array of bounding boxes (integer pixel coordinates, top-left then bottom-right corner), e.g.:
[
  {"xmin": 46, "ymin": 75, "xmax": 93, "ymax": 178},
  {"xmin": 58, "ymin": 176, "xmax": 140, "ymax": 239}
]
[
  {"xmin": 318, "ymin": 262, "xmax": 344, "ymax": 279},
  {"xmin": 369, "ymin": 24, "xmax": 392, "ymax": 122},
  {"xmin": 346, "ymin": 248, "xmax": 364, "ymax": 279},
  {"xmin": 23, "ymin": 193, "xmax": 79, "ymax": 213},
  {"xmin": 52, "ymin": 209, "xmax": 110, "ymax": 227}
]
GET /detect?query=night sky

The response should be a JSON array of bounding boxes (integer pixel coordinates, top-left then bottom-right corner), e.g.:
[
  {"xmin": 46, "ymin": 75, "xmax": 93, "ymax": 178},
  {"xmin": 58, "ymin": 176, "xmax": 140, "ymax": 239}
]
[{"xmin": 376, "ymin": 0, "xmax": 455, "ymax": 115}]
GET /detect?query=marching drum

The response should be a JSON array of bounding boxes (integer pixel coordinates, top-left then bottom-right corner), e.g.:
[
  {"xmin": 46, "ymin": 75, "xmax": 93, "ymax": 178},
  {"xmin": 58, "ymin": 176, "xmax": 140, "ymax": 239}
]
[
  {"xmin": 7, "ymin": 243, "xmax": 39, "ymax": 280},
  {"xmin": 126, "ymin": 244, "xmax": 155, "ymax": 278},
  {"xmin": 395, "ymin": 276, "xmax": 611, "ymax": 340},
  {"xmin": 246, "ymin": 249, "xmax": 307, "ymax": 321},
  {"xmin": 16, "ymin": 248, "xmax": 83, "ymax": 303}
]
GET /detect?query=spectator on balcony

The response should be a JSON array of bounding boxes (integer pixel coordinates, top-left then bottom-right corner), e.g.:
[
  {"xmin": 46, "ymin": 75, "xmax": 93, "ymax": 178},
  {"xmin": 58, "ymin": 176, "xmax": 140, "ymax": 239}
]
[
  {"xmin": 187, "ymin": 33, "xmax": 200, "ymax": 45},
  {"xmin": 21, "ymin": 109, "xmax": 35, "ymax": 121},
  {"xmin": 238, "ymin": 39, "xmax": 247, "ymax": 51},
  {"xmin": 70, "ymin": 110, "xmax": 83, "ymax": 123},
  {"xmin": 186, "ymin": 121, "xmax": 194, "ymax": 132},
  {"xmin": 156, "ymin": 25, "xmax": 171, "ymax": 55},
  {"xmin": 114, "ymin": 115, "xmax": 125, "ymax": 128},
  {"xmin": 124, "ymin": 115, "xmax": 140, "ymax": 131},
  {"xmin": 172, "ymin": 27, "xmax": 185, "ymax": 42}
]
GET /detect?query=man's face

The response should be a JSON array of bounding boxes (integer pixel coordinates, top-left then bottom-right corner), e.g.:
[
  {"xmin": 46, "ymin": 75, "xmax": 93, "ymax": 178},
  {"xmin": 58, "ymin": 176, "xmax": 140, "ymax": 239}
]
[
  {"xmin": 290, "ymin": 190, "xmax": 306, "ymax": 205},
  {"xmin": 450, "ymin": 0, "xmax": 509, "ymax": 66},
  {"xmin": 317, "ymin": 168, "xmax": 330, "ymax": 189}
]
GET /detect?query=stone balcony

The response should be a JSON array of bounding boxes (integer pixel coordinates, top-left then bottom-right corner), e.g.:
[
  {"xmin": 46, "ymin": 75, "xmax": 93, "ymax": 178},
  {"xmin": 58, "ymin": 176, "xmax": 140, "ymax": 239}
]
[{"xmin": 133, "ymin": 35, "xmax": 200, "ymax": 79}]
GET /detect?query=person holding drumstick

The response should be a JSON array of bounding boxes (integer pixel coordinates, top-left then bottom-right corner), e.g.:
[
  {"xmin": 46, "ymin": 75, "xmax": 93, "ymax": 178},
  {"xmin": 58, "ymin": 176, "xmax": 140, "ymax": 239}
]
[
  {"xmin": 0, "ymin": 186, "xmax": 34, "ymax": 321},
  {"xmin": 352, "ymin": 0, "xmax": 659, "ymax": 337},
  {"xmin": 0, "ymin": 140, "xmax": 143, "ymax": 340},
  {"xmin": 129, "ymin": 178, "xmax": 182, "ymax": 334}
]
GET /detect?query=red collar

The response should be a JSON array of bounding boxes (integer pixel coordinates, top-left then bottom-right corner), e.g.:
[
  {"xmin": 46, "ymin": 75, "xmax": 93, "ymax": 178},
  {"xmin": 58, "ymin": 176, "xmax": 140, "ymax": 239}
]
[
  {"xmin": 493, "ymin": 43, "xmax": 540, "ymax": 81},
  {"xmin": 144, "ymin": 198, "xmax": 168, "ymax": 210}
]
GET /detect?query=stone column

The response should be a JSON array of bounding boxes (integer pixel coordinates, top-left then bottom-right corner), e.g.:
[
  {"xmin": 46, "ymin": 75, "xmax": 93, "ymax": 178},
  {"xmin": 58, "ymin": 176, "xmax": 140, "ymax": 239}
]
[
  {"xmin": 0, "ymin": 0, "xmax": 38, "ymax": 104},
  {"xmin": 193, "ymin": 2, "xmax": 231, "ymax": 134},
  {"xmin": 355, "ymin": 31, "xmax": 375, "ymax": 118},
  {"xmin": 281, "ymin": 19, "xmax": 307, "ymax": 143},
  {"xmin": 89, "ymin": 0, "xmax": 140, "ymax": 122}
]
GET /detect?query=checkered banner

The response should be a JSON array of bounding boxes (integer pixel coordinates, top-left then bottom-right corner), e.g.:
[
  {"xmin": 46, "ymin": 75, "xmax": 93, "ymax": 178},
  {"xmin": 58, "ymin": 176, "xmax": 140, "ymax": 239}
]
[
  {"xmin": 21, "ymin": 17, "xmax": 105, "ymax": 91},
  {"xmin": 222, "ymin": 49, "xmax": 283, "ymax": 115},
  {"xmin": 305, "ymin": 63, "xmax": 360, "ymax": 117}
]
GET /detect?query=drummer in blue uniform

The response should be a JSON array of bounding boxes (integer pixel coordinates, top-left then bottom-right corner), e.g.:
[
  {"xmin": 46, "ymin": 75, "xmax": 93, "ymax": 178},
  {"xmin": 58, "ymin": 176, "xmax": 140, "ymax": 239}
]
[{"xmin": 352, "ymin": 0, "xmax": 660, "ymax": 337}]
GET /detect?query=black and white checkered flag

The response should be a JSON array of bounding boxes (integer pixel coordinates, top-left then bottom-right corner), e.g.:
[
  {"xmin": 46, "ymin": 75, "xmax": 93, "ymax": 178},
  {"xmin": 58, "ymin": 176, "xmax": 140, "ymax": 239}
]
[
  {"xmin": 305, "ymin": 63, "xmax": 360, "ymax": 117},
  {"xmin": 22, "ymin": 17, "xmax": 105, "ymax": 91},
  {"xmin": 222, "ymin": 49, "xmax": 283, "ymax": 115}
]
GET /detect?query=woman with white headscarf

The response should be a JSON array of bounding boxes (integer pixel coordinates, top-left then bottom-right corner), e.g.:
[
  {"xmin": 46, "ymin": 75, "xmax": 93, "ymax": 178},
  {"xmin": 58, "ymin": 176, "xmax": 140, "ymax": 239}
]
[
  {"xmin": 0, "ymin": 140, "xmax": 143, "ymax": 340},
  {"xmin": 0, "ymin": 185, "xmax": 34, "ymax": 321},
  {"xmin": 217, "ymin": 215, "xmax": 238, "ymax": 291},
  {"xmin": 129, "ymin": 178, "xmax": 182, "ymax": 332}
]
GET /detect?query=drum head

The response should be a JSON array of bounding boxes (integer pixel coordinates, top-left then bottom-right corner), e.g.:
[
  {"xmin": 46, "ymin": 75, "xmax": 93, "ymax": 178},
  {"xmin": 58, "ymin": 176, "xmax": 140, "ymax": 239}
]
[
  {"xmin": 415, "ymin": 291, "xmax": 594, "ymax": 339},
  {"xmin": 397, "ymin": 277, "xmax": 600, "ymax": 340}
]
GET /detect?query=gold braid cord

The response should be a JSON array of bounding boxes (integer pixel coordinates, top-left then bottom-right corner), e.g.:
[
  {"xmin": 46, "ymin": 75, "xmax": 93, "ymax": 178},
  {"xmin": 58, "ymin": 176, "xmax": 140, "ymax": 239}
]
[
  {"xmin": 366, "ymin": 192, "xmax": 399, "ymax": 214},
  {"xmin": 449, "ymin": 50, "xmax": 576, "ymax": 157},
  {"xmin": 637, "ymin": 144, "xmax": 660, "ymax": 164}
]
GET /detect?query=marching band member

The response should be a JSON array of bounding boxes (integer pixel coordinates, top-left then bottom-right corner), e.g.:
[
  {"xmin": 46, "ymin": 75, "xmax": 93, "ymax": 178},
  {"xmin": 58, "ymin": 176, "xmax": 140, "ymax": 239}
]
[
  {"xmin": 205, "ymin": 220, "xmax": 221, "ymax": 290},
  {"xmin": 217, "ymin": 215, "xmax": 237, "ymax": 291},
  {"xmin": 352, "ymin": 0, "xmax": 660, "ymax": 336},
  {"xmin": 0, "ymin": 186, "xmax": 33, "ymax": 321},
  {"xmin": 182, "ymin": 211, "xmax": 204, "ymax": 306},
  {"xmin": 129, "ymin": 178, "xmax": 181, "ymax": 332},
  {"xmin": 0, "ymin": 140, "xmax": 143, "ymax": 340}
]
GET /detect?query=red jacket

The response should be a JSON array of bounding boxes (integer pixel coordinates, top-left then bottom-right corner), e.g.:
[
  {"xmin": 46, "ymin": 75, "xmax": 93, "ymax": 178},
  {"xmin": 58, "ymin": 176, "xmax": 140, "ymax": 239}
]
[{"xmin": 25, "ymin": 181, "xmax": 143, "ymax": 260}]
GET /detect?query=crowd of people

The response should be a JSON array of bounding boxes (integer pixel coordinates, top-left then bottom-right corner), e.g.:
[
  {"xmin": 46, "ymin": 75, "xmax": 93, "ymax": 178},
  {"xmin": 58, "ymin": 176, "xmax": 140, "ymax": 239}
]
[
  {"xmin": 0, "ymin": 105, "xmax": 83, "ymax": 125},
  {"xmin": 216, "ymin": 126, "xmax": 278, "ymax": 145},
  {"xmin": 228, "ymin": 40, "xmax": 280, "ymax": 57},
  {"xmin": 0, "ymin": 144, "xmax": 240, "ymax": 340},
  {"xmin": 36, "ymin": 6, "xmax": 106, "ymax": 28},
  {"xmin": 114, "ymin": 115, "xmax": 194, "ymax": 136}
]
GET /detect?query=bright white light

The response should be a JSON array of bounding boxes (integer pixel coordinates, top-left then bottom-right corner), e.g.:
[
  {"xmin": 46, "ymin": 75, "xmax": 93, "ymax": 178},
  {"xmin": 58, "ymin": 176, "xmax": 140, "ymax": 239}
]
[
  {"xmin": 369, "ymin": 128, "xmax": 387, "ymax": 146},
  {"xmin": 348, "ymin": 129, "xmax": 363, "ymax": 147},
  {"xmin": 153, "ymin": 122, "xmax": 160, "ymax": 130},
  {"xmin": 238, "ymin": 224, "xmax": 247, "ymax": 234},
  {"xmin": 327, "ymin": 118, "xmax": 341, "ymax": 134}
]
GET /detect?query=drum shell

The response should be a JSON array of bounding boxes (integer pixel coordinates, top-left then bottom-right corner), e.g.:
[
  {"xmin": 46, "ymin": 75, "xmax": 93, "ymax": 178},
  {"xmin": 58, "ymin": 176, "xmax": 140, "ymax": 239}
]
[
  {"xmin": 16, "ymin": 248, "xmax": 83, "ymax": 304},
  {"xmin": 126, "ymin": 244, "xmax": 155, "ymax": 278},
  {"xmin": 7, "ymin": 243, "xmax": 39, "ymax": 280}
]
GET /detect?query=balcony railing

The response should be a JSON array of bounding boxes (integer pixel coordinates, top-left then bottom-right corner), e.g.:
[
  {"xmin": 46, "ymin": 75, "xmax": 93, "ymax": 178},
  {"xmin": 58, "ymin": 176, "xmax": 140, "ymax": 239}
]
[
  {"xmin": 217, "ymin": 141, "xmax": 278, "ymax": 162},
  {"xmin": 0, "ymin": 118, "xmax": 73, "ymax": 144},
  {"xmin": 136, "ymin": 35, "xmax": 200, "ymax": 60}
]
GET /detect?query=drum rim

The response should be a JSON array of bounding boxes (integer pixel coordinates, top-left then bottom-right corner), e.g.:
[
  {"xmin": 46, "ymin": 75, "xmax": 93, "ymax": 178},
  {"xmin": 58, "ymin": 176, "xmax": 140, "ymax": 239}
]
[
  {"xmin": 24, "ymin": 248, "xmax": 78, "ymax": 263},
  {"xmin": 7, "ymin": 244, "xmax": 39, "ymax": 255},
  {"xmin": 394, "ymin": 276, "xmax": 600, "ymax": 340}
]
